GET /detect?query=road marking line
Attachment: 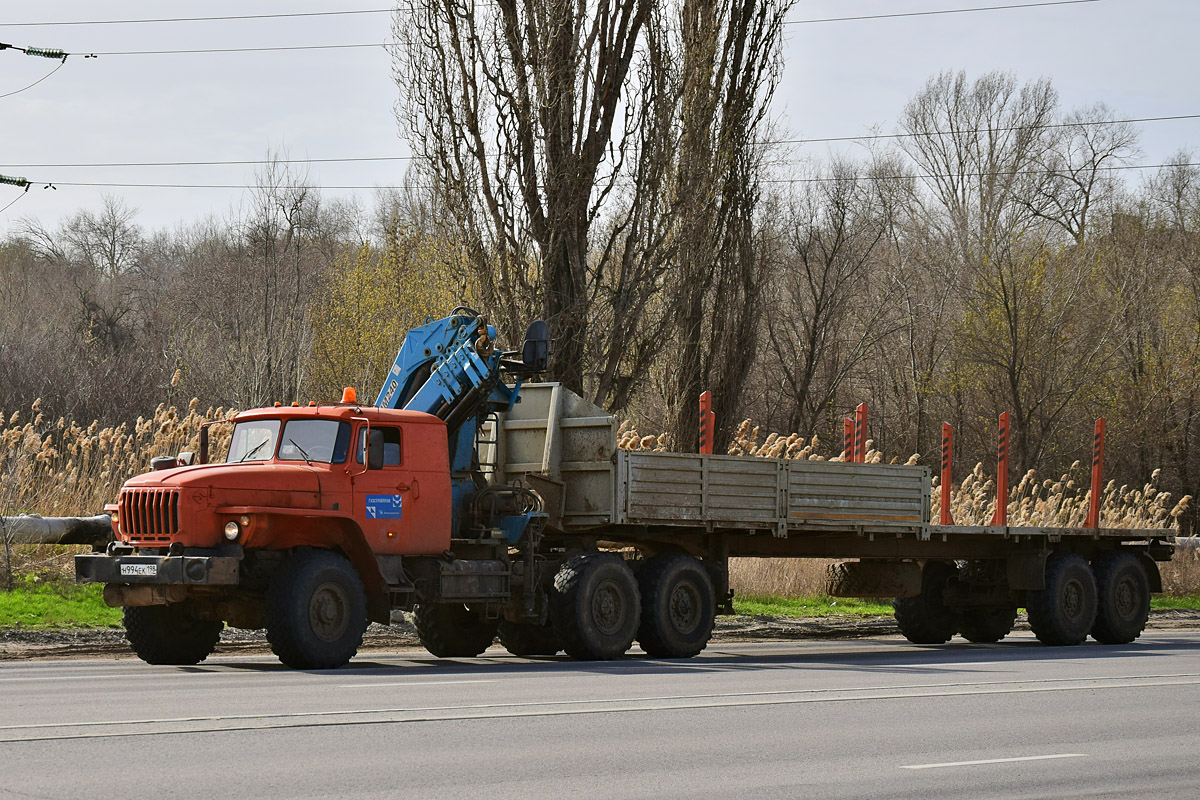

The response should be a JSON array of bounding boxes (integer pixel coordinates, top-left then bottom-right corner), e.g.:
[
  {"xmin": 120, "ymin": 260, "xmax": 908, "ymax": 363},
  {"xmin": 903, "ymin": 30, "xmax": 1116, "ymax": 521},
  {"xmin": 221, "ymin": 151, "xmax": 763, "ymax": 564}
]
[
  {"xmin": 3, "ymin": 680, "xmax": 1198, "ymax": 743},
  {"xmin": 338, "ymin": 679, "xmax": 494, "ymax": 689},
  {"xmin": 3, "ymin": 674, "xmax": 1196, "ymax": 732},
  {"xmin": 901, "ymin": 754, "xmax": 1088, "ymax": 770}
]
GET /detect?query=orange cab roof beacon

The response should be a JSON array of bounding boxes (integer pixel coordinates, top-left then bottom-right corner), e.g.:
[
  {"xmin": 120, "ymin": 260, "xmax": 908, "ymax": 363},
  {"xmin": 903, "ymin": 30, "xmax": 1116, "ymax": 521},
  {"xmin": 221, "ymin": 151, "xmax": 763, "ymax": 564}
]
[{"xmin": 341, "ymin": 387, "xmax": 357, "ymax": 404}]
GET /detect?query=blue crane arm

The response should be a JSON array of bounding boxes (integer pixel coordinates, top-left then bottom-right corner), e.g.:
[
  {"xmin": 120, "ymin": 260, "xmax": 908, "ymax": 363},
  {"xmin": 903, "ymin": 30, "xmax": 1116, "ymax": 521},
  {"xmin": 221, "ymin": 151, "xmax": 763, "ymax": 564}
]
[
  {"xmin": 375, "ymin": 311, "xmax": 516, "ymax": 417},
  {"xmin": 374, "ymin": 309, "xmax": 548, "ymax": 537}
]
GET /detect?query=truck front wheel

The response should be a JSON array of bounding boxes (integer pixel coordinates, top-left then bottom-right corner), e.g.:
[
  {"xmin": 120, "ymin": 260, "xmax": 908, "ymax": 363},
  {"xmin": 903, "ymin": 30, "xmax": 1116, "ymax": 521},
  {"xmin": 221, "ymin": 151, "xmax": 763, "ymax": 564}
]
[
  {"xmin": 265, "ymin": 550, "xmax": 367, "ymax": 669},
  {"xmin": 123, "ymin": 602, "xmax": 222, "ymax": 665},
  {"xmin": 636, "ymin": 553, "xmax": 715, "ymax": 658},
  {"xmin": 414, "ymin": 604, "xmax": 499, "ymax": 657},
  {"xmin": 1027, "ymin": 552, "xmax": 1097, "ymax": 646},
  {"xmin": 551, "ymin": 553, "xmax": 640, "ymax": 660}
]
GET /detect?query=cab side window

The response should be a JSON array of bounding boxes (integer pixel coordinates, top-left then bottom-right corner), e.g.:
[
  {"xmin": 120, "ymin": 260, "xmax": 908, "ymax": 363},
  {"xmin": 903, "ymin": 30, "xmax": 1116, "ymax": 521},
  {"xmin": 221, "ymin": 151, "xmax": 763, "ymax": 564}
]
[{"xmin": 357, "ymin": 426, "xmax": 402, "ymax": 466}]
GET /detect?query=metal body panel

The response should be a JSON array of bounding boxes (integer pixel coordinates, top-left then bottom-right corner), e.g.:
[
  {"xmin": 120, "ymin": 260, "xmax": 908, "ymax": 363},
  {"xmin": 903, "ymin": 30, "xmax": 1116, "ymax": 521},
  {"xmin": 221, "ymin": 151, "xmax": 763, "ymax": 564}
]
[{"xmin": 485, "ymin": 383, "xmax": 1174, "ymax": 558}]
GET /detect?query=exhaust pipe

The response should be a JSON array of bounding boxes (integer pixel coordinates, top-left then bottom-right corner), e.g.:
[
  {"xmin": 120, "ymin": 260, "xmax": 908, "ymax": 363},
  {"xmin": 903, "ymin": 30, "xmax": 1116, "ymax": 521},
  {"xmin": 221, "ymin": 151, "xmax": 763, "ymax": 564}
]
[{"xmin": 0, "ymin": 515, "xmax": 113, "ymax": 546}]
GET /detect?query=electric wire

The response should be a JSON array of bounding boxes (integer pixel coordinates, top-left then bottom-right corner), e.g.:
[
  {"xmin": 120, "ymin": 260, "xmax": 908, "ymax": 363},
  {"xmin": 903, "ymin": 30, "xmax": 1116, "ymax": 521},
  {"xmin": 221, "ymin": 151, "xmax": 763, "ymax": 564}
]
[
  {"xmin": 18, "ymin": 160, "xmax": 1199, "ymax": 191},
  {"xmin": 0, "ymin": 9, "xmax": 393, "ymax": 27},
  {"xmin": 783, "ymin": 0, "xmax": 1101, "ymax": 25},
  {"xmin": 0, "ymin": 59, "xmax": 67, "ymax": 99},
  {"xmin": 2, "ymin": 0, "xmax": 1108, "ymax": 56},
  {"xmin": 0, "ymin": 112, "xmax": 1194, "ymax": 169}
]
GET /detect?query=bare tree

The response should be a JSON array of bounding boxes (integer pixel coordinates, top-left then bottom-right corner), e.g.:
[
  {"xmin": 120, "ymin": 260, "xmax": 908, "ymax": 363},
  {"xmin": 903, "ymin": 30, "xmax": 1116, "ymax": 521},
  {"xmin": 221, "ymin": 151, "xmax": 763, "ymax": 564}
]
[{"xmin": 666, "ymin": 0, "xmax": 789, "ymax": 452}]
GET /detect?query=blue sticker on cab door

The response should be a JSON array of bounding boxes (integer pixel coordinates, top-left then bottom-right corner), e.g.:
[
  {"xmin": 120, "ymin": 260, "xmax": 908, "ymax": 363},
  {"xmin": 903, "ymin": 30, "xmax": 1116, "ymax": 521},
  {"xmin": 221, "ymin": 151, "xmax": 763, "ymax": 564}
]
[{"xmin": 365, "ymin": 495, "xmax": 403, "ymax": 519}]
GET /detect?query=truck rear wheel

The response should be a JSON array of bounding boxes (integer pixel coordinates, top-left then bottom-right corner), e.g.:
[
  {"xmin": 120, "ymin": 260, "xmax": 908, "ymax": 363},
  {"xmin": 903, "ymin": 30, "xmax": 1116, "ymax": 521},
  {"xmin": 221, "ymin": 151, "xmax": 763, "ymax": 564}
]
[
  {"xmin": 550, "ymin": 553, "xmax": 640, "ymax": 660},
  {"xmin": 1027, "ymin": 552, "xmax": 1097, "ymax": 646},
  {"xmin": 265, "ymin": 550, "xmax": 367, "ymax": 669},
  {"xmin": 636, "ymin": 553, "xmax": 715, "ymax": 658},
  {"xmin": 957, "ymin": 605, "xmax": 1017, "ymax": 643},
  {"xmin": 414, "ymin": 604, "xmax": 499, "ymax": 657},
  {"xmin": 498, "ymin": 620, "xmax": 561, "ymax": 656},
  {"xmin": 123, "ymin": 602, "xmax": 222, "ymax": 665},
  {"xmin": 1090, "ymin": 551, "xmax": 1150, "ymax": 644},
  {"xmin": 893, "ymin": 560, "xmax": 958, "ymax": 644}
]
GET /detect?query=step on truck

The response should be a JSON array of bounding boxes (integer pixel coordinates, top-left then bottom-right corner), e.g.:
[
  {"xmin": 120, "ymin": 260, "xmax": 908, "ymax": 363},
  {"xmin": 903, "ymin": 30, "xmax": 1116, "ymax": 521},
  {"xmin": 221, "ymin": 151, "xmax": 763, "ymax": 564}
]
[{"xmin": 67, "ymin": 309, "xmax": 1175, "ymax": 667}]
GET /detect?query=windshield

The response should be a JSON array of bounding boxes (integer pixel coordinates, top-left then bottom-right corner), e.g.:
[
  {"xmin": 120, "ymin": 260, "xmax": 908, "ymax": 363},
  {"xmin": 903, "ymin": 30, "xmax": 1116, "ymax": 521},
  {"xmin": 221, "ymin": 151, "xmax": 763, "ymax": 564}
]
[
  {"xmin": 278, "ymin": 419, "xmax": 352, "ymax": 464},
  {"xmin": 227, "ymin": 419, "xmax": 280, "ymax": 462}
]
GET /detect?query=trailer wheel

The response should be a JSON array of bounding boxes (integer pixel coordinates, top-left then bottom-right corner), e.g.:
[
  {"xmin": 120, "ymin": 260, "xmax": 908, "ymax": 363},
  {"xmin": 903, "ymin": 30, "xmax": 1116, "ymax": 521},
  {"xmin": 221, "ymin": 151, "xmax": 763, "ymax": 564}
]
[
  {"xmin": 265, "ymin": 550, "xmax": 367, "ymax": 669},
  {"xmin": 1027, "ymin": 552, "xmax": 1097, "ymax": 646},
  {"xmin": 414, "ymin": 604, "xmax": 498, "ymax": 657},
  {"xmin": 1090, "ymin": 551, "xmax": 1150, "ymax": 644},
  {"xmin": 123, "ymin": 602, "xmax": 222, "ymax": 665},
  {"xmin": 957, "ymin": 605, "xmax": 1017, "ymax": 643},
  {"xmin": 550, "ymin": 553, "xmax": 640, "ymax": 660},
  {"xmin": 636, "ymin": 553, "xmax": 715, "ymax": 658},
  {"xmin": 893, "ymin": 560, "xmax": 958, "ymax": 644},
  {"xmin": 498, "ymin": 620, "xmax": 561, "ymax": 656}
]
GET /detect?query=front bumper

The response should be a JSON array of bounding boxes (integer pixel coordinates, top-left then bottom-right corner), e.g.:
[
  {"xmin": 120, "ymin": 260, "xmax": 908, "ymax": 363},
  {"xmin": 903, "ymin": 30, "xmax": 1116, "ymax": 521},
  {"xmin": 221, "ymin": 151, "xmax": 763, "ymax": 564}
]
[{"xmin": 75, "ymin": 552, "xmax": 240, "ymax": 586}]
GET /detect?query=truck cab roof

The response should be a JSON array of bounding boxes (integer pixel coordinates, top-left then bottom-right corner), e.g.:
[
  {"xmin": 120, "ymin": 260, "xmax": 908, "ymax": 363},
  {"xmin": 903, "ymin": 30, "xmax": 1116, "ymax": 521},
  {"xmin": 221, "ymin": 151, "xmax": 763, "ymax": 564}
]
[{"xmin": 233, "ymin": 404, "xmax": 445, "ymax": 426}]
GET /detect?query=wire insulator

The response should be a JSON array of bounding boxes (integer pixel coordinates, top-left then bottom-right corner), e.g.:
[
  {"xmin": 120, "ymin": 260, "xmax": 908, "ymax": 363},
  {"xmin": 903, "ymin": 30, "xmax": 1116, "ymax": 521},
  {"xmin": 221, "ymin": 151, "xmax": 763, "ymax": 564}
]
[
  {"xmin": 23, "ymin": 46, "xmax": 68, "ymax": 60},
  {"xmin": 0, "ymin": 174, "xmax": 30, "ymax": 189}
]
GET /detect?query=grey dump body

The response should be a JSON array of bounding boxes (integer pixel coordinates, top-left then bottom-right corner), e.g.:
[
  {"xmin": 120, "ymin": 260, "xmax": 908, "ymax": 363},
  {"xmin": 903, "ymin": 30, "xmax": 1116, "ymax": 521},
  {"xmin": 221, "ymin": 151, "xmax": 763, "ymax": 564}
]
[{"xmin": 483, "ymin": 383, "xmax": 1174, "ymax": 593}]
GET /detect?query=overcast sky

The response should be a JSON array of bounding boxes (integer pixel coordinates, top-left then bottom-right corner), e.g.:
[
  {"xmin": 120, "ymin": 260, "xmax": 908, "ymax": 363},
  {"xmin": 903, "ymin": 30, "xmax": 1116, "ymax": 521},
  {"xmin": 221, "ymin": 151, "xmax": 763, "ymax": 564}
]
[{"xmin": 1, "ymin": 0, "xmax": 1197, "ymax": 234}]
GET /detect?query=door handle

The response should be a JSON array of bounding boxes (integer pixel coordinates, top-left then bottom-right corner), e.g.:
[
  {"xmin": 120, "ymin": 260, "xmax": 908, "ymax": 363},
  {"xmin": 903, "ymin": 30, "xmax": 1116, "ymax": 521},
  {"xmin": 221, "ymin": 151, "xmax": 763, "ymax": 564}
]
[{"xmin": 396, "ymin": 479, "xmax": 420, "ymax": 498}]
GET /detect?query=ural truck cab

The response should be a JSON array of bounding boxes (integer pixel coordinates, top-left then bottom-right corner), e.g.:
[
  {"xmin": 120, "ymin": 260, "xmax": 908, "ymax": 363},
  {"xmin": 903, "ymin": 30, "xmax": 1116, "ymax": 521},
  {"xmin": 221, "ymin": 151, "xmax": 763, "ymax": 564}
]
[{"xmin": 77, "ymin": 310, "xmax": 553, "ymax": 668}]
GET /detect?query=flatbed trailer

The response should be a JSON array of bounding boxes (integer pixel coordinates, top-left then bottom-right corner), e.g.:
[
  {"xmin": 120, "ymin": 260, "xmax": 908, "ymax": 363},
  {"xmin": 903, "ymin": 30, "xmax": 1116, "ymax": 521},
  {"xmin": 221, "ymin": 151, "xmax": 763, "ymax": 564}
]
[{"xmin": 479, "ymin": 383, "xmax": 1173, "ymax": 652}]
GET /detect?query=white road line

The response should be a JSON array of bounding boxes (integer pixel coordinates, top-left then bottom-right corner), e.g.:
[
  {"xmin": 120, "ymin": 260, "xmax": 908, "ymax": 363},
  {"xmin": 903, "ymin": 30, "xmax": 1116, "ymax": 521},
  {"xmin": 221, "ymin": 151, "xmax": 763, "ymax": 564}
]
[
  {"xmin": 338, "ymin": 679, "xmax": 494, "ymax": 689},
  {"xmin": 3, "ymin": 673, "xmax": 1195, "ymax": 733},
  {"xmin": 3, "ymin": 678, "xmax": 1198, "ymax": 743},
  {"xmin": 901, "ymin": 753, "xmax": 1088, "ymax": 770}
]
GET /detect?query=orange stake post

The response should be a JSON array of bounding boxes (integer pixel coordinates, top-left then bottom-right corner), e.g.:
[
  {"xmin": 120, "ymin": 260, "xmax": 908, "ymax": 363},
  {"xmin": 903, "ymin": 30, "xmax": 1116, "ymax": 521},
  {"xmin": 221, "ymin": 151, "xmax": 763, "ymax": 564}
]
[
  {"xmin": 843, "ymin": 418, "xmax": 854, "ymax": 462},
  {"xmin": 698, "ymin": 391, "xmax": 715, "ymax": 455},
  {"xmin": 940, "ymin": 422, "xmax": 955, "ymax": 525},
  {"xmin": 1086, "ymin": 417, "xmax": 1106, "ymax": 528},
  {"xmin": 989, "ymin": 412, "xmax": 1010, "ymax": 527},
  {"xmin": 854, "ymin": 403, "xmax": 868, "ymax": 463}
]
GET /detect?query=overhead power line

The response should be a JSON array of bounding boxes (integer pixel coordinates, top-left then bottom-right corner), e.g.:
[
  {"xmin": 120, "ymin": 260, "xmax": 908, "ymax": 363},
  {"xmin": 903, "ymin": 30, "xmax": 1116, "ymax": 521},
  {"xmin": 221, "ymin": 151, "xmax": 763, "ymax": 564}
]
[
  {"xmin": 2, "ymin": 112, "xmax": 1195, "ymax": 169},
  {"xmin": 15, "ymin": 160, "xmax": 1199, "ymax": 191},
  {"xmin": 0, "ymin": 0, "xmax": 1106, "ymax": 56},
  {"xmin": 783, "ymin": 0, "xmax": 1101, "ymax": 25},
  {"xmin": 0, "ymin": 9, "xmax": 393, "ymax": 27},
  {"xmin": 5, "ymin": 1, "xmax": 1102, "ymax": 30}
]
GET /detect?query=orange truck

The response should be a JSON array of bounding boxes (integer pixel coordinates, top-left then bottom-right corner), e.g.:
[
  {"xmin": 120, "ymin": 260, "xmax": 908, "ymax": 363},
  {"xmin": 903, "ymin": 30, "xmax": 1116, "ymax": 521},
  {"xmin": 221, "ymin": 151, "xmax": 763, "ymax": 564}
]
[{"xmin": 57, "ymin": 309, "xmax": 1174, "ymax": 669}]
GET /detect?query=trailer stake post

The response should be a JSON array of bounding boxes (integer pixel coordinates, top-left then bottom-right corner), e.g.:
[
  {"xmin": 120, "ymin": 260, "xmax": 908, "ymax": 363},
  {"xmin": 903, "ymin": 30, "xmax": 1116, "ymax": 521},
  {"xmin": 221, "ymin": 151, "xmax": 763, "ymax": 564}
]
[
  {"xmin": 843, "ymin": 417, "xmax": 854, "ymax": 462},
  {"xmin": 698, "ymin": 391, "xmax": 715, "ymax": 455},
  {"xmin": 940, "ymin": 422, "xmax": 954, "ymax": 525},
  {"xmin": 854, "ymin": 403, "xmax": 867, "ymax": 463},
  {"xmin": 989, "ymin": 412, "xmax": 1010, "ymax": 527},
  {"xmin": 1086, "ymin": 417, "xmax": 1106, "ymax": 528}
]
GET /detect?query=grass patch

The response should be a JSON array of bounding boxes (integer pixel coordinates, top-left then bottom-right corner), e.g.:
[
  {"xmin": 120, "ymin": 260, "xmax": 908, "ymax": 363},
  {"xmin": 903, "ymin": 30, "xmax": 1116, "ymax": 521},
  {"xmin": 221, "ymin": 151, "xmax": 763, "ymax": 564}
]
[
  {"xmin": 0, "ymin": 578, "xmax": 121, "ymax": 629},
  {"xmin": 733, "ymin": 594, "xmax": 894, "ymax": 618},
  {"xmin": 1151, "ymin": 595, "xmax": 1200, "ymax": 610}
]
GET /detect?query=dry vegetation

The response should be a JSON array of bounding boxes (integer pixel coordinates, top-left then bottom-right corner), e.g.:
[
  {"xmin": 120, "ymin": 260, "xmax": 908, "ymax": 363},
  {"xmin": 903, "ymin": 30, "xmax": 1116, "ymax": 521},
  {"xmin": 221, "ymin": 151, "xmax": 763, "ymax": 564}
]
[{"xmin": 1, "ymin": 403, "xmax": 1195, "ymax": 593}]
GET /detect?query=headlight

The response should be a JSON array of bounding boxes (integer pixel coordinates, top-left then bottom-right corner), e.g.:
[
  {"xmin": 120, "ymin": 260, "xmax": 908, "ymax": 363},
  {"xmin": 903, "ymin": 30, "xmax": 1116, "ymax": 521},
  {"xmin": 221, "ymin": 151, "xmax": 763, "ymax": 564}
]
[{"xmin": 224, "ymin": 521, "xmax": 240, "ymax": 540}]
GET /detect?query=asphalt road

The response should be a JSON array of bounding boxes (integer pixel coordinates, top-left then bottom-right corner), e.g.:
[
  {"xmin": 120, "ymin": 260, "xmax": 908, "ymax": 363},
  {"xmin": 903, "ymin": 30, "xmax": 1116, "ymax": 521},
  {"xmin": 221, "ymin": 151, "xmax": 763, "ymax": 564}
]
[{"xmin": 3, "ymin": 632, "xmax": 1200, "ymax": 799}]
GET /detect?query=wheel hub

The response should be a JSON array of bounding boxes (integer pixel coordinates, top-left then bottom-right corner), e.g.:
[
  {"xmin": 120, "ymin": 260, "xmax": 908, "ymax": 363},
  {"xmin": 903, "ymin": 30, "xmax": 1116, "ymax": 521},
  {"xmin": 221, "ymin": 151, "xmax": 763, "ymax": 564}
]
[
  {"xmin": 591, "ymin": 579, "xmax": 627, "ymax": 636},
  {"xmin": 1114, "ymin": 576, "xmax": 1137, "ymax": 620},
  {"xmin": 1062, "ymin": 578, "xmax": 1084, "ymax": 622},
  {"xmin": 309, "ymin": 581, "xmax": 350, "ymax": 642},
  {"xmin": 669, "ymin": 582, "xmax": 701, "ymax": 634}
]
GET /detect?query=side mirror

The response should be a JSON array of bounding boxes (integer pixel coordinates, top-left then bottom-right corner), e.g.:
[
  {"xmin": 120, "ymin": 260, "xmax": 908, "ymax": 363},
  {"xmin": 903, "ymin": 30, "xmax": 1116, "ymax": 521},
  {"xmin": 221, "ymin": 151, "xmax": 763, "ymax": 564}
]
[
  {"xmin": 367, "ymin": 429, "xmax": 385, "ymax": 470},
  {"xmin": 199, "ymin": 426, "xmax": 209, "ymax": 464},
  {"xmin": 522, "ymin": 319, "xmax": 549, "ymax": 372}
]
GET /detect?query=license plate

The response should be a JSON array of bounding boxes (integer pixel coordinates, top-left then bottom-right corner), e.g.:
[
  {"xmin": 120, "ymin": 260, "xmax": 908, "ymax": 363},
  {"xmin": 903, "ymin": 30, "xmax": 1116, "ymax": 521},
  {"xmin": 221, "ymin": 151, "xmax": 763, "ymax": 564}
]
[{"xmin": 120, "ymin": 563, "xmax": 157, "ymax": 577}]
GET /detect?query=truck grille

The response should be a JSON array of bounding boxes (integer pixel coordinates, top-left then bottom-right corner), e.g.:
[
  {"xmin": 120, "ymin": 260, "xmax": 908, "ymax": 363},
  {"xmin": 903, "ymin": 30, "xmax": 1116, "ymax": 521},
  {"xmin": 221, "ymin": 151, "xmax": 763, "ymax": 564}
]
[{"xmin": 119, "ymin": 488, "xmax": 180, "ymax": 542}]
